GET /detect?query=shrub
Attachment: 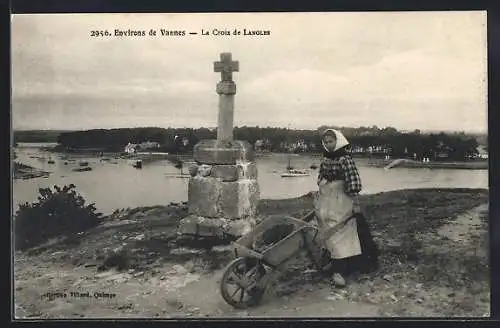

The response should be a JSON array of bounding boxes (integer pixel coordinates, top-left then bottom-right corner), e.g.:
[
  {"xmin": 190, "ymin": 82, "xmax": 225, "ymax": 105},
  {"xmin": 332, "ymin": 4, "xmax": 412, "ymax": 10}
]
[{"xmin": 14, "ymin": 184, "xmax": 103, "ymax": 251}]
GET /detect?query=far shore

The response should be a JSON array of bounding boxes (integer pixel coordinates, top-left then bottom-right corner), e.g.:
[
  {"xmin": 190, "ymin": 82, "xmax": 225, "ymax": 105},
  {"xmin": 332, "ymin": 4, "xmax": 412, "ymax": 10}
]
[
  {"xmin": 17, "ymin": 143, "xmax": 488, "ymax": 170},
  {"xmin": 365, "ymin": 158, "xmax": 488, "ymax": 170}
]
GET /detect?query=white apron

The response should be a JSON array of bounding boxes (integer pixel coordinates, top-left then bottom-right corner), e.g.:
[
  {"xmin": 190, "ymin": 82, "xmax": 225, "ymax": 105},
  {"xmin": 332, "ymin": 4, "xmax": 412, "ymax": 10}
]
[{"xmin": 314, "ymin": 180, "xmax": 362, "ymax": 259}]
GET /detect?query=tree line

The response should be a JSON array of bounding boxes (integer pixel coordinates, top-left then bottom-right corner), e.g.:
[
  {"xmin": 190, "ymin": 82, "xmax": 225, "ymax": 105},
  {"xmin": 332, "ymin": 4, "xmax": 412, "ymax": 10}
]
[
  {"xmin": 14, "ymin": 126, "xmax": 484, "ymax": 161},
  {"xmin": 13, "ymin": 130, "xmax": 71, "ymax": 143}
]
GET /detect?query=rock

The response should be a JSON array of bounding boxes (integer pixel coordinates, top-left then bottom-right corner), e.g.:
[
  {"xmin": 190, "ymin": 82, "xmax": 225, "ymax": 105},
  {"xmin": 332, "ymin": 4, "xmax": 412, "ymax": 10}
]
[
  {"xmin": 178, "ymin": 215, "xmax": 226, "ymax": 238},
  {"xmin": 227, "ymin": 218, "xmax": 255, "ymax": 237},
  {"xmin": 169, "ymin": 247, "xmax": 204, "ymax": 256},
  {"xmin": 183, "ymin": 260, "xmax": 196, "ymax": 273},
  {"xmin": 171, "ymin": 264, "xmax": 189, "ymax": 275},
  {"xmin": 383, "ymin": 274, "xmax": 393, "ymax": 282},
  {"xmin": 178, "ymin": 215, "xmax": 255, "ymax": 240},
  {"xmin": 133, "ymin": 234, "xmax": 145, "ymax": 241},
  {"xmin": 326, "ymin": 293, "xmax": 344, "ymax": 301},
  {"xmin": 100, "ymin": 246, "xmax": 131, "ymax": 271},
  {"xmin": 105, "ymin": 273, "xmax": 131, "ymax": 283},
  {"xmin": 387, "ymin": 240, "xmax": 403, "ymax": 248},
  {"xmin": 198, "ymin": 164, "xmax": 212, "ymax": 177},
  {"xmin": 212, "ymin": 245, "xmax": 231, "ymax": 253},
  {"xmin": 188, "ymin": 164, "xmax": 199, "ymax": 177},
  {"xmin": 95, "ymin": 271, "xmax": 115, "ymax": 278}
]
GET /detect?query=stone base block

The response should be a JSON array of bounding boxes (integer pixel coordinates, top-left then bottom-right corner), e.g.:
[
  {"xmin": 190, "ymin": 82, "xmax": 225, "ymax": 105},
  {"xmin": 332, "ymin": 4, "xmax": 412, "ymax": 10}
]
[
  {"xmin": 188, "ymin": 176, "xmax": 259, "ymax": 219},
  {"xmin": 178, "ymin": 215, "xmax": 255, "ymax": 239},
  {"xmin": 187, "ymin": 176, "xmax": 219, "ymax": 217},
  {"xmin": 210, "ymin": 165, "xmax": 239, "ymax": 182},
  {"xmin": 208, "ymin": 163, "xmax": 258, "ymax": 182},
  {"xmin": 193, "ymin": 140, "xmax": 254, "ymax": 164}
]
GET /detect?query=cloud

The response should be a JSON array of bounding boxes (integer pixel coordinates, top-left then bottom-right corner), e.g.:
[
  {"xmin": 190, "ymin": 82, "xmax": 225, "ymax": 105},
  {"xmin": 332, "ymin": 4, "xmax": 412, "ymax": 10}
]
[
  {"xmin": 11, "ymin": 12, "xmax": 487, "ymax": 132},
  {"xmin": 244, "ymin": 69, "xmax": 350, "ymax": 103}
]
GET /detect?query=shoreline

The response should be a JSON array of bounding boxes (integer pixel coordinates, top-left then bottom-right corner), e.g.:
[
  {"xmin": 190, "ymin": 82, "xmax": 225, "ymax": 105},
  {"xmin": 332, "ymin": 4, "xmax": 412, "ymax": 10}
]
[
  {"xmin": 13, "ymin": 162, "xmax": 50, "ymax": 180},
  {"xmin": 21, "ymin": 144, "xmax": 488, "ymax": 170},
  {"xmin": 366, "ymin": 158, "xmax": 488, "ymax": 170},
  {"xmin": 14, "ymin": 188, "xmax": 489, "ymax": 318}
]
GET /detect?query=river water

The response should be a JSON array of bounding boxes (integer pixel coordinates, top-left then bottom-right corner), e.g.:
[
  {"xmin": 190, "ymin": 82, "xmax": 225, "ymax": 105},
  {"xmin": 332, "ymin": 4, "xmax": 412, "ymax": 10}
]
[{"xmin": 12, "ymin": 143, "xmax": 488, "ymax": 215}]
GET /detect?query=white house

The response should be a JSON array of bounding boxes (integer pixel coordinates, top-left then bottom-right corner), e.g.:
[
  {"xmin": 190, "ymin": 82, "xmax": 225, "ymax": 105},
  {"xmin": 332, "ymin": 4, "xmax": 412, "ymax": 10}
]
[
  {"xmin": 124, "ymin": 142, "xmax": 137, "ymax": 154},
  {"xmin": 124, "ymin": 140, "xmax": 160, "ymax": 153},
  {"xmin": 476, "ymin": 145, "xmax": 488, "ymax": 159}
]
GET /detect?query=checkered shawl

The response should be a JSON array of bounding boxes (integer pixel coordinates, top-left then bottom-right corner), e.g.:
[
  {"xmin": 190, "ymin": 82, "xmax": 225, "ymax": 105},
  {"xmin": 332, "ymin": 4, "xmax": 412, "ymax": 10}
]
[{"xmin": 318, "ymin": 154, "xmax": 362, "ymax": 195}]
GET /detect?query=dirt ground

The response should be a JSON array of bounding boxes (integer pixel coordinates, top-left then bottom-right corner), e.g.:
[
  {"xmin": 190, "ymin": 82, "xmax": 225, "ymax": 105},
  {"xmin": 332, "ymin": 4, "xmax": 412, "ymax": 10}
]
[{"xmin": 14, "ymin": 189, "xmax": 490, "ymax": 318}]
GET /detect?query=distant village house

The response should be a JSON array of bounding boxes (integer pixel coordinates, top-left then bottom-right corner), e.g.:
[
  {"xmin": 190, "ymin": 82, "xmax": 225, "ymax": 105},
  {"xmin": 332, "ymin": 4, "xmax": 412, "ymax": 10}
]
[
  {"xmin": 124, "ymin": 140, "xmax": 160, "ymax": 154},
  {"xmin": 475, "ymin": 145, "xmax": 488, "ymax": 159}
]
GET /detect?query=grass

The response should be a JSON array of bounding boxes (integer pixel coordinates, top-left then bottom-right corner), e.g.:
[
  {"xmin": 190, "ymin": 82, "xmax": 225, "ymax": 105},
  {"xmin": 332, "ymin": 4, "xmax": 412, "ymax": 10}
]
[{"xmin": 16, "ymin": 188, "xmax": 490, "ymax": 316}]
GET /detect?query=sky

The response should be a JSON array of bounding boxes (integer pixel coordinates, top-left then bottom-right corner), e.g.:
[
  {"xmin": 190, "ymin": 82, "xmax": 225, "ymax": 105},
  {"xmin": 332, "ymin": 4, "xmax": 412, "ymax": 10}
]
[{"xmin": 11, "ymin": 12, "xmax": 488, "ymax": 132}]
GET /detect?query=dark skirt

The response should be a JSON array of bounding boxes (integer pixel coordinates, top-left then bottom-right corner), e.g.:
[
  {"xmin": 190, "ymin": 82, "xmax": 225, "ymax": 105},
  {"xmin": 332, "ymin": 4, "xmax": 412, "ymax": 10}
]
[{"xmin": 327, "ymin": 212, "xmax": 379, "ymax": 275}]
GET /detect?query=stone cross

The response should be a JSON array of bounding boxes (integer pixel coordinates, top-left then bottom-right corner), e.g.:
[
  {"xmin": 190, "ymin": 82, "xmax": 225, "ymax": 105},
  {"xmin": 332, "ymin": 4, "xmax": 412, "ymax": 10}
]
[
  {"xmin": 214, "ymin": 52, "xmax": 239, "ymax": 82},
  {"xmin": 214, "ymin": 53, "xmax": 239, "ymax": 145},
  {"xmin": 179, "ymin": 53, "xmax": 259, "ymax": 242}
]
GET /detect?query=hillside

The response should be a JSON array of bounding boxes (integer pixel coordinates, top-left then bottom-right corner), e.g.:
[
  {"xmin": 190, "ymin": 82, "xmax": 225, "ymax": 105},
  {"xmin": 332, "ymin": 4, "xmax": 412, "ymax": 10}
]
[{"xmin": 14, "ymin": 188, "xmax": 489, "ymax": 318}]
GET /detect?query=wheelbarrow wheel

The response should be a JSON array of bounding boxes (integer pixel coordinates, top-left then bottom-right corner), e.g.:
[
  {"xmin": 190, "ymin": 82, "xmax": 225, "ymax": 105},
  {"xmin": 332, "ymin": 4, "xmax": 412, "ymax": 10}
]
[{"xmin": 220, "ymin": 257, "xmax": 267, "ymax": 309}]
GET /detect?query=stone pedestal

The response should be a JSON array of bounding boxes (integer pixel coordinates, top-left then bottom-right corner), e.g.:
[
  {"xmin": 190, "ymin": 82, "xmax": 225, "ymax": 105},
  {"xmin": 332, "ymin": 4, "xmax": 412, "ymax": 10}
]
[
  {"xmin": 193, "ymin": 140, "xmax": 254, "ymax": 164},
  {"xmin": 187, "ymin": 176, "xmax": 259, "ymax": 218},
  {"xmin": 178, "ymin": 53, "xmax": 259, "ymax": 243},
  {"xmin": 178, "ymin": 140, "xmax": 260, "ymax": 240}
]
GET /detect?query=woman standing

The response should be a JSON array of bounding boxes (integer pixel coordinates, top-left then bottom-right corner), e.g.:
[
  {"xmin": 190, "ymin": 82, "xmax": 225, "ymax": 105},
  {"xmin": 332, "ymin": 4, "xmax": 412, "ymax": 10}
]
[{"xmin": 315, "ymin": 128, "xmax": 379, "ymax": 287}]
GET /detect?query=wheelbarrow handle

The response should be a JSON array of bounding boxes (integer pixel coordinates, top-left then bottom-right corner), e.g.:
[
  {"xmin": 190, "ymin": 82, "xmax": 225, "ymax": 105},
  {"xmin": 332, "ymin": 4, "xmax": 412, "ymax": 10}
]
[{"xmin": 302, "ymin": 210, "xmax": 317, "ymax": 223}]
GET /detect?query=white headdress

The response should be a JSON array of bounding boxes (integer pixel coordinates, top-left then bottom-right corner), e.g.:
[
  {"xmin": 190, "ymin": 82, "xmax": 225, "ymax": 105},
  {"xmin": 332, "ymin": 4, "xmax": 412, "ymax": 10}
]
[{"xmin": 321, "ymin": 128, "xmax": 350, "ymax": 152}]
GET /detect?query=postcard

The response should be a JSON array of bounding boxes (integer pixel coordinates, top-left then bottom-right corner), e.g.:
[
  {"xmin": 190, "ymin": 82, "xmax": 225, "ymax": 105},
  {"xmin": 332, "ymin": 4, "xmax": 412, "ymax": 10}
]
[{"xmin": 12, "ymin": 11, "xmax": 489, "ymax": 319}]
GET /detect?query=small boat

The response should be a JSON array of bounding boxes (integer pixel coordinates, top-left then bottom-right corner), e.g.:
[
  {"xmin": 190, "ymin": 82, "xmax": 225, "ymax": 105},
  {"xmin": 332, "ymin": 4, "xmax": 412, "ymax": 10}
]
[
  {"xmin": 47, "ymin": 159, "xmax": 55, "ymax": 164},
  {"xmin": 133, "ymin": 160, "xmax": 142, "ymax": 169},
  {"xmin": 281, "ymin": 168, "xmax": 310, "ymax": 177},
  {"xmin": 79, "ymin": 161, "xmax": 89, "ymax": 167},
  {"xmin": 280, "ymin": 153, "xmax": 310, "ymax": 177},
  {"xmin": 72, "ymin": 167, "xmax": 92, "ymax": 172}
]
